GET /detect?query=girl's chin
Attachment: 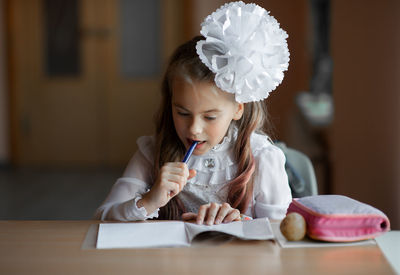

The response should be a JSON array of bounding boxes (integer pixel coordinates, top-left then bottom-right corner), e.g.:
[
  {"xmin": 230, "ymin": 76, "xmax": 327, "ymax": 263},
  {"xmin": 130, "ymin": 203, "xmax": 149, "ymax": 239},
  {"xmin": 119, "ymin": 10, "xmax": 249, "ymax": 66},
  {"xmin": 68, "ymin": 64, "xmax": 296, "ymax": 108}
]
[{"xmin": 192, "ymin": 150, "xmax": 208, "ymax": 156}]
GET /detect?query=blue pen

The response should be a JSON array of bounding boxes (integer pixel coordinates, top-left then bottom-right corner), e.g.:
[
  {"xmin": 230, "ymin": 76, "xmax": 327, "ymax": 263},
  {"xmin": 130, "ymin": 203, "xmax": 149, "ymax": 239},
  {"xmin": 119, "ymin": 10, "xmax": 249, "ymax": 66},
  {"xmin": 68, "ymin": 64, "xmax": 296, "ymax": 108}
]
[{"xmin": 182, "ymin": 141, "xmax": 199, "ymax": 163}]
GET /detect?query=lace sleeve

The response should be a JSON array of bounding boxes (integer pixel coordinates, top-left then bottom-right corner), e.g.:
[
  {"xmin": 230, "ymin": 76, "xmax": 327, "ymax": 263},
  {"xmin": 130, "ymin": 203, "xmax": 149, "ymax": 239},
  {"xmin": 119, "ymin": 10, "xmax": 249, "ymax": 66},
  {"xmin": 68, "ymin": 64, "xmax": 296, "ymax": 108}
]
[
  {"xmin": 94, "ymin": 137, "xmax": 159, "ymax": 221},
  {"xmin": 252, "ymin": 144, "xmax": 292, "ymax": 220}
]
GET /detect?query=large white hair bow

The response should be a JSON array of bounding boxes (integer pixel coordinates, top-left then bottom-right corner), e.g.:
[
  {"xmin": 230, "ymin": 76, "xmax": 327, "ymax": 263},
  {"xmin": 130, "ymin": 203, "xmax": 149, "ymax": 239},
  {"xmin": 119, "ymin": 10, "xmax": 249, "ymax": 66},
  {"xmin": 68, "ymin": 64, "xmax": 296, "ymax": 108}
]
[{"xmin": 196, "ymin": 1, "xmax": 290, "ymax": 103}]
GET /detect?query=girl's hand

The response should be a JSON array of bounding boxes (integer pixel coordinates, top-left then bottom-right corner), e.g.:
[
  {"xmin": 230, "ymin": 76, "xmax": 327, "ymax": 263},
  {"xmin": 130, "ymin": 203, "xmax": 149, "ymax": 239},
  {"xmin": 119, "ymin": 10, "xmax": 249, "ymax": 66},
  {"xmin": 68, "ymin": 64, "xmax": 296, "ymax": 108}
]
[
  {"xmin": 139, "ymin": 162, "xmax": 196, "ymax": 214},
  {"xmin": 181, "ymin": 202, "xmax": 241, "ymax": 225}
]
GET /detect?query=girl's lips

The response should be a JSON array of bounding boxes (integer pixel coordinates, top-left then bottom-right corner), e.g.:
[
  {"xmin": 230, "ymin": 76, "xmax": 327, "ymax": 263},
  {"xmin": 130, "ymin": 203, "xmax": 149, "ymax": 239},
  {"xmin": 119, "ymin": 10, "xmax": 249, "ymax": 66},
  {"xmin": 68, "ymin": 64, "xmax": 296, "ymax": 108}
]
[
  {"xmin": 187, "ymin": 139, "xmax": 205, "ymax": 149},
  {"xmin": 195, "ymin": 142, "xmax": 205, "ymax": 149}
]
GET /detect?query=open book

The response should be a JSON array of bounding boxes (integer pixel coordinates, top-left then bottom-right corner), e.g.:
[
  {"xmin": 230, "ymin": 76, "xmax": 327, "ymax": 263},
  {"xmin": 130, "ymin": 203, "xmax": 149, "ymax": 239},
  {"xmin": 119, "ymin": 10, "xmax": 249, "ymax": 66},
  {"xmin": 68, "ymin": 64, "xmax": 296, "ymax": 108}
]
[{"xmin": 96, "ymin": 218, "xmax": 274, "ymax": 249}]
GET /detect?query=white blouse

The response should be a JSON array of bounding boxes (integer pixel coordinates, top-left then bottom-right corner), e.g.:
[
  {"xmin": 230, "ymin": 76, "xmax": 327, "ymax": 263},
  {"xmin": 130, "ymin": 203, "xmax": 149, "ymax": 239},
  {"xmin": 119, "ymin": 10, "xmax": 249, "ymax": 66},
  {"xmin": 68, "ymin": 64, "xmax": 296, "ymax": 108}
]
[{"xmin": 95, "ymin": 131, "xmax": 292, "ymax": 221}]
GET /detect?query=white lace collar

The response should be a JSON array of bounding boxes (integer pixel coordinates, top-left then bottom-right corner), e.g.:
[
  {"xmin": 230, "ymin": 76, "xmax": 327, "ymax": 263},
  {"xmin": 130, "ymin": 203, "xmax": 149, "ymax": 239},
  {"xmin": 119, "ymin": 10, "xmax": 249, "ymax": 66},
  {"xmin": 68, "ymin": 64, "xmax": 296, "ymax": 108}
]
[{"xmin": 209, "ymin": 125, "xmax": 237, "ymax": 153}]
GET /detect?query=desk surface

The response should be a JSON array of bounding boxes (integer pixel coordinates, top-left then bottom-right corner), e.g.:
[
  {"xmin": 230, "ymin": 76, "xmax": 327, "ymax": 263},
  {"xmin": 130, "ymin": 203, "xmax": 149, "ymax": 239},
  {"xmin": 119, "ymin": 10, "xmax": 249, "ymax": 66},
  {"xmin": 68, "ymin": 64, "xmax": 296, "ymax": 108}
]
[{"xmin": 0, "ymin": 220, "xmax": 395, "ymax": 275}]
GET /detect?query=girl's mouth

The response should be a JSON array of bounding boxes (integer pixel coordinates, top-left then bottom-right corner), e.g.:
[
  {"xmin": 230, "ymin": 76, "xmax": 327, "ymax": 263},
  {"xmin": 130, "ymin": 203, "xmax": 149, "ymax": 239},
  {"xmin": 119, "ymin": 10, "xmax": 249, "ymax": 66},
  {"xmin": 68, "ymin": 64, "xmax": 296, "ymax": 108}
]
[{"xmin": 188, "ymin": 139, "xmax": 206, "ymax": 149}]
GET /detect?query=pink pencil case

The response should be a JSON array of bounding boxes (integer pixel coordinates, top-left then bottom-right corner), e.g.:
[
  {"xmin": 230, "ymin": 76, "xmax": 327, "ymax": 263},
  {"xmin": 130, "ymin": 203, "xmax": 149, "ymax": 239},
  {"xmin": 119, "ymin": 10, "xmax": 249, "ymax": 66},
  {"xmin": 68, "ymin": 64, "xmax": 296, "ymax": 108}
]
[{"xmin": 287, "ymin": 195, "xmax": 390, "ymax": 242}]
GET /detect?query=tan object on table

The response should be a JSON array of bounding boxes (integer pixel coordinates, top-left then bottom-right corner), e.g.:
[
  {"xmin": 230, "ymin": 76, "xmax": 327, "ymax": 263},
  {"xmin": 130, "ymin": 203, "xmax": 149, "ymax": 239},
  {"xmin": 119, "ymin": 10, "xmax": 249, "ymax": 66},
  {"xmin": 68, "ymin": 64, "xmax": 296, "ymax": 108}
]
[
  {"xmin": 279, "ymin": 212, "xmax": 307, "ymax": 241},
  {"xmin": 0, "ymin": 220, "xmax": 395, "ymax": 275}
]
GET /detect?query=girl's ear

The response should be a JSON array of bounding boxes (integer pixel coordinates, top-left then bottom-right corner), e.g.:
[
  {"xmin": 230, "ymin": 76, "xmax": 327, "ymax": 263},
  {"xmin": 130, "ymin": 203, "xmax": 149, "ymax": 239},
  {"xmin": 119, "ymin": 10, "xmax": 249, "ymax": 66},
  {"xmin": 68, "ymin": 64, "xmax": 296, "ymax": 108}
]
[{"xmin": 233, "ymin": 103, "xmax": 244, "ymax": 120}]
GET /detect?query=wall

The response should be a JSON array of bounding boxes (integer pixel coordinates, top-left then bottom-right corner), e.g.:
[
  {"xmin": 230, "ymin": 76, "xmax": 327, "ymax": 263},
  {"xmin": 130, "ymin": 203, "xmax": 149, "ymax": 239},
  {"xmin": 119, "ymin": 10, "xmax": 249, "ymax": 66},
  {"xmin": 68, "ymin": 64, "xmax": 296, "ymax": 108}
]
[
  {"xmin": 0, "ymin": 0, "xmax": 9, "ymax": 165},
  {"xmin": 6, "ymin": 0, "xmax": 186, "ymax": 166},
  {"xmin": 331, "ymin": 0, "xmax": 400, "ymax": 229}
]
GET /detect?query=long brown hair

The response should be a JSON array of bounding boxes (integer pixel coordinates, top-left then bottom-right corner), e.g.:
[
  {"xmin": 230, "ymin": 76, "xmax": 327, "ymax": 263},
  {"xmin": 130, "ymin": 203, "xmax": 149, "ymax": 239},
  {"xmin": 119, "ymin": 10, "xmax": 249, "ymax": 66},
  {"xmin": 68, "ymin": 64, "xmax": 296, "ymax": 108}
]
[{"xmin": 154, "ymin": 36, "xmax": 271, "ymax": 219}]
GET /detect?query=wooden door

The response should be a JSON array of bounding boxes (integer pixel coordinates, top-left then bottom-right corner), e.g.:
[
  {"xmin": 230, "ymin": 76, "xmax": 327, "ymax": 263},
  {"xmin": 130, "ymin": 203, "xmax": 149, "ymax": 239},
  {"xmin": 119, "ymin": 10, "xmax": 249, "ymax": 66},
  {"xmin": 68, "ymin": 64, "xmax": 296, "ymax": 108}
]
[{"xmin": 8, "ymin": 0, "xmax": 185, "ymax": 166}]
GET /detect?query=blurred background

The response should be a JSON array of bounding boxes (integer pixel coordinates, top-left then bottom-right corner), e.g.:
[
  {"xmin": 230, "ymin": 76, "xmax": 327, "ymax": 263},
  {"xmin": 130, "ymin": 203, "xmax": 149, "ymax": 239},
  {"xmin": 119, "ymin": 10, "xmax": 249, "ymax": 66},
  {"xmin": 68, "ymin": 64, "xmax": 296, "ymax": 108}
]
[{"xmin": 0, "ymin": 0, "xmax": 399, "ymax": 229}]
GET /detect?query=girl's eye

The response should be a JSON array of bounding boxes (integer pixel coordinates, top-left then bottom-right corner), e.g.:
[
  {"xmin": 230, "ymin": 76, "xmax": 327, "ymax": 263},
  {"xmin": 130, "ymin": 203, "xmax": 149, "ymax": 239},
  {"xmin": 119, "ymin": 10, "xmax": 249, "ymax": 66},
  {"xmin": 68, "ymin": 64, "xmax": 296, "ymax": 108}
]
[
  {"xmin": 205, "ymin": 116, "xmax": 216, "ymax": 121},
  {"xmin": 177, "ymin": 112, "xmax": 189, "ymax": 117}
]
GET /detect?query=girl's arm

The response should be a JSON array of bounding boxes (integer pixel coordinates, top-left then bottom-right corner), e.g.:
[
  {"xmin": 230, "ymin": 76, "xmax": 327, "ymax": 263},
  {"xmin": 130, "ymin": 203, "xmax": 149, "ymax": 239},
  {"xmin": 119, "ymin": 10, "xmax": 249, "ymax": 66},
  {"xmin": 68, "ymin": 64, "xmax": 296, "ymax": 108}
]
[
  {"xmin": 95, "ymin": 142, "xmax": 195, "ymax": 221},
  {"xmin": 94, "ymin": 149, "xmax": 158, "ymax": 221},
  {"xmin": 251, "ymin": 144, "xmax": 292, "ymax": 220}
]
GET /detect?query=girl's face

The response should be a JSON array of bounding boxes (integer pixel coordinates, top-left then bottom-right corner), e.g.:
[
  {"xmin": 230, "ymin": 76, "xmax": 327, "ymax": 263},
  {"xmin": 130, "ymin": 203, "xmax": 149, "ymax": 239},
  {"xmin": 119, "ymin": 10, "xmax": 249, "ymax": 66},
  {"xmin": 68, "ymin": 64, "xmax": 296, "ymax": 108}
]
[{"xmin": 171, "ymin": 76, "xmax": 244, "ymax": 155}]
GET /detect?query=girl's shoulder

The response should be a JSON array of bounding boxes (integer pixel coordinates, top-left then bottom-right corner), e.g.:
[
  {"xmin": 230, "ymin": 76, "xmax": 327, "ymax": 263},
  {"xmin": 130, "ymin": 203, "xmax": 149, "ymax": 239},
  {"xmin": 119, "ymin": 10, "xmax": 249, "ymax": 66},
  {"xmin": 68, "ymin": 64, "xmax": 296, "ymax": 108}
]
[
  {"xmin": 250, "ymin": 132, "xmax": 284, "ymax": 158},
  {"xmin": 136, "ymin": 135, "xmax": 156, "ymax": 162}
]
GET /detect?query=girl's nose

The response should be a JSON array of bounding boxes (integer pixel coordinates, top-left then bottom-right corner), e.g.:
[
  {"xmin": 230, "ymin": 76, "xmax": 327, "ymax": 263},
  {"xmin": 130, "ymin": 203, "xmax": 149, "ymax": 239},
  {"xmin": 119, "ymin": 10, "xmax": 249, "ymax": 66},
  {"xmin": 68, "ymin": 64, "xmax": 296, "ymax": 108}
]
[{"xmin": 189, "ymin": 117, "xmax": 202, "ymax": 136}]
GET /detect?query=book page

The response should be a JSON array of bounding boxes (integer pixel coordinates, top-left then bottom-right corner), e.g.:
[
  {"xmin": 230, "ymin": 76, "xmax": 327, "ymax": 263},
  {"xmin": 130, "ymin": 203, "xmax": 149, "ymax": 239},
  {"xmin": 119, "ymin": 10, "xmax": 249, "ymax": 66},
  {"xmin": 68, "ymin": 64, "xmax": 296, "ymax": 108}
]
[
  {"xmin": 96, "ymin": 218, "xmax": 274, "ymax": 249},
  {"xmin": 96, "ymin": 221, "xmax": 189, "ymax": 249},
  {"xmin": 185, "ymin": 218, "xmax": 274, "ymax": 243}
]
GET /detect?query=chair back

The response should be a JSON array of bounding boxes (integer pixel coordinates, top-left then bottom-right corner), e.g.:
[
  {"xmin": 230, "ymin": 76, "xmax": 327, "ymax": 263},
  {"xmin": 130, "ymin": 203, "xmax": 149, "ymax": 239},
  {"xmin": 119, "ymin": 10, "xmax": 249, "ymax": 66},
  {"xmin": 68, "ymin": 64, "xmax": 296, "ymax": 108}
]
[{"xmin": 275, "ymin": 142, "xmax": 318, "ymax": 197}]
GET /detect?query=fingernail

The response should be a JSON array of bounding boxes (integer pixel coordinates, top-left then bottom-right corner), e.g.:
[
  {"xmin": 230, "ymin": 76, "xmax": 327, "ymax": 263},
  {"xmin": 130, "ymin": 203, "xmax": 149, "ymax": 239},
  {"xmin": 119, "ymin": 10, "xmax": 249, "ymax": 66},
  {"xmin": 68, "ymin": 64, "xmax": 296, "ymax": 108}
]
[{"xmin": 215, "ymin": 219, "xmax": 221, "ymax": 224}]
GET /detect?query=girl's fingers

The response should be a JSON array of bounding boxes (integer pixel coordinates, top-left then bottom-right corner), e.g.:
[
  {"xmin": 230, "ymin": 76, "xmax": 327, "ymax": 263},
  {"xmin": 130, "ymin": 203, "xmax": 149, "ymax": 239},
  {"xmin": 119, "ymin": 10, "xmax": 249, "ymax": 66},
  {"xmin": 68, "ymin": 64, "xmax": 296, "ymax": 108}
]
[
  {"xmin": 188, "ymin": 169, "xmax": 196, "ymax": 180},
  {"xmin": 214, "ymin": 203, "xmax": 231, "ymax": 224},
  {"xmin": 196, "ymin": 204, "xmax": 210, "ymax": 225},
  {"xmin": 205, "ymin": 203, "xmax": 220, "ymax": 225},
  {"xmin": 181, "ymin": 212, "xmax": 197, "ymax": 221},
  {"xmin": 150, "ymin": 163, "xmax": 190, "ymax": 208},
  {"xmin": 166, "ymin": 174, "xmax": 186, "ymax": 191},
  {"xmin": 162, "ymin": 163, "xmax": 190, "ymax": 191},
  {"xmin": 160, "ymin": 163, "xmax": 190, "ymax": 193},
  {"xmin": 195, "ymin": 203, "xmax": 241, "ymax": 225},
  {"xmin": 164, "ymin": 162, "xmax": 189, "ymax": 177},
  {"xmin": 167, "ymin": 182, "xmax": 180, "ymax": 198},
  {"xmin": 168, "ymin": 167, "xmax": 188, "ymax": 177},
  {"xmin": 222, "ymin": 208, "xmax": 241, "ymax": 223}
]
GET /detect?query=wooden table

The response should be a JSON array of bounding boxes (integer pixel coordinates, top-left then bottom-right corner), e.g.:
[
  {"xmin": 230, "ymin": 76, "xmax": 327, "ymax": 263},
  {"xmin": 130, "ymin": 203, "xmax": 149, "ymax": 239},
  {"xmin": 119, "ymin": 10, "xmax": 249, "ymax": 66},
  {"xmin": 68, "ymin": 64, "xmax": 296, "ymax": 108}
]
[{"xmin": 0, "ymin": 220, "xmax": 395, "ymax": 275}]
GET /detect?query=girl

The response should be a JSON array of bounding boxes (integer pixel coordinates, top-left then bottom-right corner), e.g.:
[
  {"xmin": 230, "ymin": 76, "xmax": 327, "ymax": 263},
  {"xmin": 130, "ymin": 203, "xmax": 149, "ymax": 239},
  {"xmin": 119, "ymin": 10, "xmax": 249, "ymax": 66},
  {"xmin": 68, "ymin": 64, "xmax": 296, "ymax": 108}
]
[{"xmin": 95, "ymin": 2, "xmax": 292, "ymax": 225}]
